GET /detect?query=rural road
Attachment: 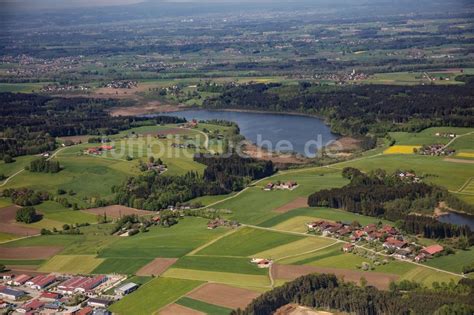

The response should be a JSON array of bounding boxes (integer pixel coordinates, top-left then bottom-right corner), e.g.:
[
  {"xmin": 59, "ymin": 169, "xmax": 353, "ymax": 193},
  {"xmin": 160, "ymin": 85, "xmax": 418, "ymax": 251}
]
[
  {"xmin": 0, "ymin": 145, "xmax": 69, "ymax": 187},
  {"xmin": 442, "ymin": 131, "xmax": 474, "ymax": 150}
]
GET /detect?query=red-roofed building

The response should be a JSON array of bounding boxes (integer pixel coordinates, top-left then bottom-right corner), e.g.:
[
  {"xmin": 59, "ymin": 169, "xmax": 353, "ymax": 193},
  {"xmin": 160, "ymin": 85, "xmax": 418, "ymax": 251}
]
[
  {"xmin": 343, "ymin": 243, "xmax": 355, "ymax": 252},
  {"xmin": 100, "ymin": 145, "xmax": 114, "ymax": 151},
  {"xmin": 351, "ymin": 230, "xmax": 365, "ymax": 241},
  {"xmin": 381, "ymin": 225, "xmax": 397, "ymax": 235},
  {"xmin": 17, "ymin": 299, "xmax": 44, "ymax": 313},
  {"xmin": 26, "ymin": 275, "xmax": 56, "ymax": 290},
  {"xmin": 421, "ymin": 245, "xmax": 444, "ymax": 256},
  {"xmin": 58, "ymin": 275, "xmax": 107, "ymax": 295},
  {"xmin": 74, "ymin": 306, "xmax": 93, "ymax": 315},
  {"xmin": 383, "ymin": 237, "xmax": 407, "ymax": 250},
  {"xmin": 10, "ymin": 274, "xmax": 32, "ymax": 286},
  {"xmin": 39, "ymin": 292, "xmax": 61, "ymax": 301}
]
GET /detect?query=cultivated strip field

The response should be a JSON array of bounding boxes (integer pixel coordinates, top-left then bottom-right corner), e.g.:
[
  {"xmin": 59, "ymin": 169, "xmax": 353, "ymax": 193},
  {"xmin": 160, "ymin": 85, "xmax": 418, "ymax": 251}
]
[{"xmin": 186, "ymin": 283, "xmax": 260, "ymax": 309}]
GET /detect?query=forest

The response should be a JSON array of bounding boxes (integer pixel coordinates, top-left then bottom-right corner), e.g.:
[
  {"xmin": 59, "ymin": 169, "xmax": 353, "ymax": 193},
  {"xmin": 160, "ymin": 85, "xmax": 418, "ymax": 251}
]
[
  {"xmin": 113, "ymin": 155, "xmax": 275, "ymax": 211},
  {"xmin": 0, "ymin": 93, "xmax": 185, "ymax": 159},
  {"xmin": 307, "ymin": 168, "xmax": 473, "ymax": 243},
  {"xmin": 203, "ymin": 83, "xmax": 474, "ymax": 136},
  {"xmin": 233, "ymin": 274, "xmax": 474, "ymax": 315}
]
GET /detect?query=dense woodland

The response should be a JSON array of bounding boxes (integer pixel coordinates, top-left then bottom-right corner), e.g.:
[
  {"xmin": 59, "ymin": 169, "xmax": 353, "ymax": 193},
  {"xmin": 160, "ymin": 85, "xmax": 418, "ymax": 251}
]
[
  {"xmin": 233, "ymin": 274, "xmax": 474, "ymax": 315},
  {"xmin": 0, "ymin": 93, "xmax": 185, "ymax": 159},
  {"xmin": 308, "ymin": 168, "xmax": 473, "ymax": 243},
  {"xmin": 203, "ymin": 83, "xmax": 474, "ymax": 136},
  {"xmin": 113, "ymin": 155, "xmax": 274, "ymax": 211}
]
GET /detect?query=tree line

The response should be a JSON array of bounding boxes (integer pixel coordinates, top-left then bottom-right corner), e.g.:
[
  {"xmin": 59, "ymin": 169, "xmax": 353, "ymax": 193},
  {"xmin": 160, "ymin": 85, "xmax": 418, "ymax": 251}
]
[
  {"xmin": 203, "ymin": 83, "xmax": 474, "ymax": 136},
  {"xmin": 0, "ymin": 92, "xmax": 185, "ymax": 159},
  {"xmin": 233, "ymin": 273, "xmax": 474, "ymax": 315},
  {"xmin": 113, "ymin": 154, "xmax": 275, "ymax": 211}
]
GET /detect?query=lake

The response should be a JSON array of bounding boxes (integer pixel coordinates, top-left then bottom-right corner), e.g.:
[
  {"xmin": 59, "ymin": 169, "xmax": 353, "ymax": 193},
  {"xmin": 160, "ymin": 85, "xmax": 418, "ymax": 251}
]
[
  {"xmin": 158, "ymin": 110, "xmax": 337, "ymax": 157},
  {"xmin": 437, "ymin": 212, "xmax": 474, "ymax": 230}
]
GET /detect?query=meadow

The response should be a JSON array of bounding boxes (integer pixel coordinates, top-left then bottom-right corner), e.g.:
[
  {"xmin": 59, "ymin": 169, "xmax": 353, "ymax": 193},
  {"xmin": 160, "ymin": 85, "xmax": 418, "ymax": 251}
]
[
  {"xmin": 339, "ymin": 154, "xmax": 474, "ymax": 192},
  {"xmin": 109, "ymin": 277, "xmax": 204, "ymax": 315},
  {"xmin": 162, "ymin": 268, "xmax": 270, "ymax": 288},
  {"xmin": 196, "ymin": 227, "xmax": 303, "ymax": 257},
  {"xmin": 172, "ymin": 256, "xmax": 268, "ymax": 275},
  {"xmin": 39, "ymin": 255, "xmax": 105, "ymax": 274},
  {"xmin": 98, "ymin": 217, "xmax": 226, "ymax": 259},
  {"xmin": 211, "ymin": 169, "xmax": 348, "ymax": 224}
]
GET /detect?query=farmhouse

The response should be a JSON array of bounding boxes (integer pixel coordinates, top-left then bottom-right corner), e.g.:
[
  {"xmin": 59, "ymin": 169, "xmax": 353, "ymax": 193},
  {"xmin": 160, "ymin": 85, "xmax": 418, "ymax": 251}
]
[
  {"xmin": 114, "ymin": 282, "xmax": 138, "ymax": 296},
  {"xmin": 251, "ymin": 258, "xmax": 273, "ymax": 268},
  {"xmin": 342, "ymin": 243, "xmax": 355, "ymax": 253},
  {"xmin": 393, "ymin": 248, "xmax": 413, "ymax": 260},
  {"xmin": 263, "ymin": 181, "xmax": 298, "ymax": 191},
  {"xmin": 383, "ymin": 237, "xmax": 407, "ymax": 250},
  {"xmin": 263, "ymin": 183, "xmax": 274, "ymax": 191},
  {"xmin": 421, "ymin": 244, "xmax": 444, "ymax": 256}
]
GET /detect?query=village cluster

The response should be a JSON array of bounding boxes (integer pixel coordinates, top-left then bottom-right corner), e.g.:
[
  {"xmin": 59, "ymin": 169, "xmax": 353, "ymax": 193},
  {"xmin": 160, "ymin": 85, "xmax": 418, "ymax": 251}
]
[
  {"xmin": 0, "ymin": 273, "xmax": 139, "ymax": 314},
  {"xmin": 263, "ymin": 181, "xmax": 298, "ymax": 191},
  {"xmin": 103, "ymin": 81, "xmax": 138, "ymax": 89},
  {"xmin": 40, "ymin": 84, "xmax": 91, "ymax": 93},
  {"xmin": 206, "ymin": 218, "xmax": 240, "ymax": 230},
  {"xmin": 415, "ymin": 144, "xmax": 455, "ymax": 156},
  {"xmin": 306, "ymin": 221, "xmax": 445, "ymax": 263},
  {"xmin": 397, "ymin": 171, "xmax": 422, "ymax": 183},
  {"xmin": 84, "ymin": 145, "xmax": 114, "ymax": 156}
]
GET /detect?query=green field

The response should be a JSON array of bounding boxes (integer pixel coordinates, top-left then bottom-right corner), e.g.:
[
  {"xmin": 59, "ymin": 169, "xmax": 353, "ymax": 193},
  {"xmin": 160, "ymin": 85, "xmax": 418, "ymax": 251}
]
[
  {"xmin": 92, "ymin": 258, "xmax": 152, "ymax": 275},
  {"xmin": 389, "ymin": 127, "xmax": 473, "ymax": 148},
  {"xmin": 173, "ymin": 256, "xmax": 267, "ymax": 275},
  {"xmin": 211, "ymin": 170, "xmax": 348, "ymax": 224},
  {"xmin": 400, "ymin": 266, "xmax": 461, "ymax": 287},
  {"xmin": 196, "ymin": 227, "xmax": 303, "ymax": 257},
  {"xmin": 109, "ymin": 277, "xmax": 203, "ymax": 315},
  {"xmin": 340, "ymin": 154, "xmax": 474, "ymax": 192},
  {"xmin": 38, "ymin": 255, "xmax": 105, "ymax": 274},
  {"xmin": 1, "ymin": 124, "xmax": 214, "ymax": 206},
  {"xmin": 162, "ymin": 268, "xmax": 270, "ymax": 288},
  {"xmin": 254, "ymin": 237, "xmax": 336, "ymax": 261},
  {"xmin": 99, "ymin": 217, "xmax": 226, "ymax": 259},
  {"xmin": 176, "ymin": 297, "xmax": 232, "ymax": 315},
  {"xmin": 424, "ymin": 247, "xmax": 474, "ymax": 274}
]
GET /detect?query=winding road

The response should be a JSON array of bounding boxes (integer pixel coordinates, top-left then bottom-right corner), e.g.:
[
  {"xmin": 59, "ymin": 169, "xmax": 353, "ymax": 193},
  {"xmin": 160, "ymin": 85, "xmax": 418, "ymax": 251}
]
[{"xmin": 0, "ymin": 145, "xmax": 69, "ymax": 187}]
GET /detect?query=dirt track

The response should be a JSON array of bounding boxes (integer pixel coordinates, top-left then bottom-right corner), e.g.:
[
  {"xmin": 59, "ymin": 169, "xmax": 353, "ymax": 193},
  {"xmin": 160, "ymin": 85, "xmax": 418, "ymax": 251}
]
[
  {"xmin": 83, "ymin": 205, "xmax": 155, "ymax": 219},
  {"xmin": 274, "ymin": 197, "xmax": 308, "ymax": 213},
  {"xmin": 136, "ymin": 258, "xmax": 177, "ymax": 276},
  {"xmin": 187, "ymin": 283, "xmax": 260, "ymax": 309},
  {"xmin": 444, "ymin": 158, "xmax": 474, "ymax": 164},
  {"xmin": 271, "ymin": 264, "xmax": 398, "ymax": 290},
  {"xmin": 160, "ymin": 303, "xmax": 205, "ymax": 315},
  {"xmin": 0, "ymin": 246, "xmax": 63, "ymax": 259}
]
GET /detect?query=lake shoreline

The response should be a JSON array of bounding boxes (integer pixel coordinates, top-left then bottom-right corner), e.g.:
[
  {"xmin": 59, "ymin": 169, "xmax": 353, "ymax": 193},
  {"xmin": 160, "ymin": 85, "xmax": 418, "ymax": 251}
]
[{"xmin": 152, "ymin": 109, "xmax": 339, "ymax": 157}]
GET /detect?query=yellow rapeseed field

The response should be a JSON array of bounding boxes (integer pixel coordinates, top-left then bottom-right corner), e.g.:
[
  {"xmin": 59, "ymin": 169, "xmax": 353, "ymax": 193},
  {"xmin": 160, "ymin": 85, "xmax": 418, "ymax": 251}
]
[
  {"xmin": 383, "ymin": 145, "xmax": 421, "ymax": 155},
  {"xmin": 457, "ymin": 152, "xmax": 474, "ymax": 158}
]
